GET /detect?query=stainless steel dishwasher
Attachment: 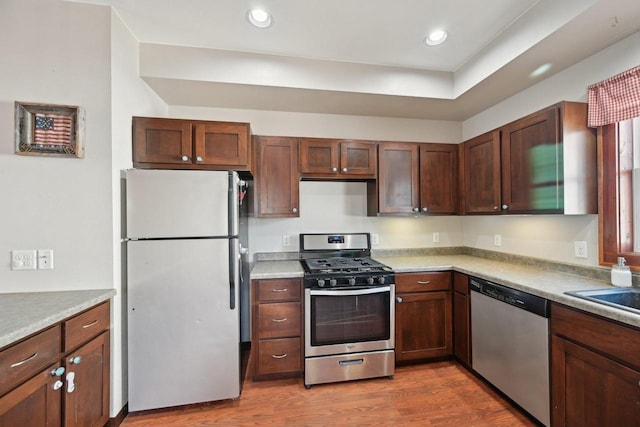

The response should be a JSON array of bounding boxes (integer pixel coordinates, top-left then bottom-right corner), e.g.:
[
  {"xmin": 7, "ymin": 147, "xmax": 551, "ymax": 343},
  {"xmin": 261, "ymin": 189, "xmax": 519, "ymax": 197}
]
[{"xmin": 470, "ymin": 276, "xmax": 550, "ymax": 427}]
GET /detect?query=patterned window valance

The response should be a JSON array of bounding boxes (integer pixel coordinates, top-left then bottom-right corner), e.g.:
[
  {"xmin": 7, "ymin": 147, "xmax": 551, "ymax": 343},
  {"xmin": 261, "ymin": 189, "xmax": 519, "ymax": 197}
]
[{"xmin": 587, "ymin": 65, "xmax": 640, "ymax": 127}]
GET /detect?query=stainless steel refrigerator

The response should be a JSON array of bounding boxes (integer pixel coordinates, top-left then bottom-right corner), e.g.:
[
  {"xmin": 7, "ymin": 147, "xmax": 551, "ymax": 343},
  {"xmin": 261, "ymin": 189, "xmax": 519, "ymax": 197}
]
[{"xmin": 124, "ymin": 169, "xmax": 248, "ymax": 412}]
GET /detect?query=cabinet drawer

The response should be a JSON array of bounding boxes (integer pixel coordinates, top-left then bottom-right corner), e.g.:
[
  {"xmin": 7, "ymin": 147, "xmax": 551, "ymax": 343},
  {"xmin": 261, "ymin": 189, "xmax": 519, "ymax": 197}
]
[
  {"xmin": 256, "ymin": 338, "xmax": 301, "ymax": 376},
  {"xmin": 395, "ymin": 272, "xmax": 451, "ymax": 293},
  {"xmin": 256, "ymin": 279, "xmax": 301, "ymax": 302},
  {"xmin": 258, "ymin": 303, "xmax": 301, "ymax": 339},
  {"xmin": 0, "ymin": 325, "xmax": 61, "ymax": 397},
  {"xmin": 64, "ymin": 302, "xmax": 110, "ymax": 352}
]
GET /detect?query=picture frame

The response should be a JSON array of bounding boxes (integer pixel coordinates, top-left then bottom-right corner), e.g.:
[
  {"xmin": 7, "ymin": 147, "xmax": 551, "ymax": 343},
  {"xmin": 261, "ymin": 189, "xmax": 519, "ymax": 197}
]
[{"xmin": 14, "ymin": 102, "xmax": 85, "ymax": 158}]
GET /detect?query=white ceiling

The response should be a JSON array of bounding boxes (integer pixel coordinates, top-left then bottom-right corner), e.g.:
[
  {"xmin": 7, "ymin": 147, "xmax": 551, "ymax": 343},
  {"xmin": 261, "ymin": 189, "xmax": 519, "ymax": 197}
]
[{"xmin": 72, "ymin": 0, "xmax": 640, "ymax": 120}]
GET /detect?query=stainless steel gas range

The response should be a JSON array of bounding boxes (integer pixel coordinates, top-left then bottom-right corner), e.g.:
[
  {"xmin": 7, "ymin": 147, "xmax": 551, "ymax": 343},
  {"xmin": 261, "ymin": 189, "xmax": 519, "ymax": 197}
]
[{"xmin": 299, "ymin": 233, "xmax": 395, "ymax": 388}]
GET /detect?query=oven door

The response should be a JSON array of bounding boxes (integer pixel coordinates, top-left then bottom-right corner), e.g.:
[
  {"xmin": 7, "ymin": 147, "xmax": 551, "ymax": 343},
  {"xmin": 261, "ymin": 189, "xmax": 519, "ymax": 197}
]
[{"xmin": 305, "ymin": 285, "xmax": 395, "ymax": 357}]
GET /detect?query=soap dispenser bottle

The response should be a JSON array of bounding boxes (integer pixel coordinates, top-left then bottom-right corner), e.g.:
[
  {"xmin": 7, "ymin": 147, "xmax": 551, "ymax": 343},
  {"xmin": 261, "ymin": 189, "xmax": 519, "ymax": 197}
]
[{"xmin": 611, "ymin": 257, "xmax": 632, "ymax": 287}]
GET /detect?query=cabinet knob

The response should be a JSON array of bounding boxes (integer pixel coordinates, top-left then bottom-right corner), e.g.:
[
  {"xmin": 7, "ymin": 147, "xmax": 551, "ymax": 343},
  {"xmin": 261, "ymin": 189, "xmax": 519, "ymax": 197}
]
[
  {"xmin": 196, "ymin": 156, "xmax": 203, "ymax": 162},
  {"xmin": 69, "ymin": 356, "xmax": 82, "ymax": 365},
  {"xmin": 292, "ymin": 207, "xmax": 298, "ymax": 213},
  {"xmin": 342, "ymin": 167, "xmax": 348, "ymax": 172},
  {"xmin": 181, "ymin": 155, "xmax": 189, "ymax": 162},
  {"xmin": 332, "ymin": 167, "xmax": 338, "ymax": 172},
  {"xmin": 493, "ymin": 206, "xmax": 500, "ymax": 210},
  {"xmin": 413, "ymin": 207, "xmax": 419, "ymax": 212},
  {"xmin": 50, "ymin": 367, "xmax": 65, "ymax": 377},
  {"xmin": 422, "ymin": 207, "xmax": 428, "ymax": 212},
  {"xmin": 502, "ymin": 204, "xmax": 509, "ymax": 210},
  {"xmin": 53, "ymin": 380, "xmax": 64, "ymax": 391},
  {"xmin": 396, "ymin": 297, "xmax": 403, "ymax": 303}
]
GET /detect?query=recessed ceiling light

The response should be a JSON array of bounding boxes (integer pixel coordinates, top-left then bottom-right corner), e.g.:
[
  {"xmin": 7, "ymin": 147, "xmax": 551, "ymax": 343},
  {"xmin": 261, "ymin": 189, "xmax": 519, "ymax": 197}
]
[
  {"xmin": 425, "ymin": 30, "xmax": 447, "ymax": 46},
  {"xmin": 247, "ymin": 8, "xmax": 272, "ymax": 28}
]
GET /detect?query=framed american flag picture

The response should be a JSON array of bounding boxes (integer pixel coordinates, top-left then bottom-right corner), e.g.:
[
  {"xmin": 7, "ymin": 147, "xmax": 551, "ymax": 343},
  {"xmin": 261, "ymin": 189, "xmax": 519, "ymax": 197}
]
[{"xmin": 14, "ymin": 102, "xmax": 85, "ymax": 158}]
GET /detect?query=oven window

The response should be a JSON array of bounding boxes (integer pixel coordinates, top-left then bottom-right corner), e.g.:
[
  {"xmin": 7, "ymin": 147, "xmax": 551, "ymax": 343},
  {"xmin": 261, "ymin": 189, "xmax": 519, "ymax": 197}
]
[{"xmin": 310, "ymin": 291, "xmax": 390, "ymax": 346}]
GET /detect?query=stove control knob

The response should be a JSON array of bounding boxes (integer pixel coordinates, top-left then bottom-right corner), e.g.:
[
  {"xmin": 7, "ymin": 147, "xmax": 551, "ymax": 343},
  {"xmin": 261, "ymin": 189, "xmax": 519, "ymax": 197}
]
[
  {"xmin": 367, "ymin": 277, "xmax": 375, "ymax": 285},
  {"xmin": 317, "ymin": 279, "xmax": 325, "ymax": 287},
  {"xmin": 348, "ymin": 278, "xmax": 356, "ymax": 286},
  {"xmin": 378, "ymin": 276, "xmax": 386, "ymax": 285},
  {"xmin": 329, "ymin": 279, "xmax": 337, "ymax": 287}
]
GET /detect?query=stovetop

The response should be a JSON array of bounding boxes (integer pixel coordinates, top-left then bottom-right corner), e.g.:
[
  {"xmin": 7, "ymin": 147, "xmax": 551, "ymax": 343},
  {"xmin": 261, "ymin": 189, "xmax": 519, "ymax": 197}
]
[
  {"xmin": 299, "ymin": 232, "xmax": 395, "ymax": 289},
  {"xmin": 302, "ymin": 257, "xmax": 390, "ymax": 274}
]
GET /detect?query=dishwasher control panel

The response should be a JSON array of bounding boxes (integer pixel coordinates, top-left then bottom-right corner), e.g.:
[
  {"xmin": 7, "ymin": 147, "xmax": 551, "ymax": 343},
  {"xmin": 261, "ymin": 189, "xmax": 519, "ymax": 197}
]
[{"xmin": 470, "ymin": 277, "xmax": 549, "ymax": 317}]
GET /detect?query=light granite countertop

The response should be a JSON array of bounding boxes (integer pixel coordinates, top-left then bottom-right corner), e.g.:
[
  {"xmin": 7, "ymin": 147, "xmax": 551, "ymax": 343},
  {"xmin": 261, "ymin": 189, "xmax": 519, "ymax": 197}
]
[
  {"xmin": 251, "ymin": 255, "xmax": 640, "ymax": 329},
  {"xmin": 0, "ymin": 289, "xmax": 116, "ymax": 349}
]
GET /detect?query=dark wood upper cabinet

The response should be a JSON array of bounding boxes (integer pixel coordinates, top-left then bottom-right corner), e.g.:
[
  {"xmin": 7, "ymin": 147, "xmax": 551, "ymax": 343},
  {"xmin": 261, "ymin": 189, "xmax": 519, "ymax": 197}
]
[
  {"xmin": 252, "ymin": 136, "xmax": 300, "ymax": 218},
  {"xmin": 462, "ymin": 102, "xmax": 596, "ymax": 215},
  {"xmin": 370, "ymin": 142, "xmax": 459, "ymax": 215},
  {"xmin": 419, "ymin": 143, "xmax": 459, "ymax": 214},
  {"xmin": 299, "ymin": 138, "xmax": 376, "ymax": 178},
  {"xmin": 370, "ymin": 142, "xmax": 420, "ymax": 215},
  {"xmin": 463, "ymin": 130, "xmax": 502, "ymax": 214},
  {"xmin": 133, "ymin": 117, "xmax": 251, "ymax": 172}
]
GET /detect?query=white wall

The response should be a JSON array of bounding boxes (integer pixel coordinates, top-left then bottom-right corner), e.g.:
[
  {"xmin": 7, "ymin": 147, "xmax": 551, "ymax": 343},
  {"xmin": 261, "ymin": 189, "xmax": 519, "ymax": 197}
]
[
  {"xmin": 461, "ymin": 30, "xmax": 640, "ymax": 267},
  {"xmin": 110, "ymin": 9, "xmax": 168, "ymax": 417},
  {"xmin": 0, "ymin": 1, "xmax": 112, "ymax": 290}
]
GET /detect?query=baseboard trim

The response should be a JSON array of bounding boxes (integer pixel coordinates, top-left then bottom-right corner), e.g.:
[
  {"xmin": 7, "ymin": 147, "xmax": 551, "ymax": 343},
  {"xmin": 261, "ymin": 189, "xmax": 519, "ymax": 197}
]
[{"xmin": 106, "ymin": 404, "xmax": 128, "ymax": 427}]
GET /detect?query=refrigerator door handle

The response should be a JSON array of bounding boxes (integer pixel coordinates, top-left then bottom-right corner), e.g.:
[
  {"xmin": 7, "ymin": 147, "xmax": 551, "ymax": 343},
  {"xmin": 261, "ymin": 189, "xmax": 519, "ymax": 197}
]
[{"xmin": 228, "ymin": 238, "xmax": 238, "ymax": 310}]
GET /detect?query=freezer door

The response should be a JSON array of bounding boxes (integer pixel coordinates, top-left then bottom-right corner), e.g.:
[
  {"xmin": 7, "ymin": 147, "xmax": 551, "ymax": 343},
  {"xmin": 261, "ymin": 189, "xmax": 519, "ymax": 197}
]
[
  {"xmin": 127, "ymin": 238, "xmax": 240, "ymax": 411},
  {"xmin": 125, "ymin": 169, "xmax": 236, "ymax": 238}
]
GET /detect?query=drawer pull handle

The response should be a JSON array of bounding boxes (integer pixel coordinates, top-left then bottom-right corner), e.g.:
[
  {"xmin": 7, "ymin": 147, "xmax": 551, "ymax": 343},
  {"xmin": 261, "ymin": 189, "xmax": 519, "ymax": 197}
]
[
  {"xmin": 272, "ymin": 353, "xmax": 288, "ymax": 359},
  {"xmin": 272, "ymin": 318, "xmax": 288, "ymax": 323},
  {"xmin": 271, "ymin": 288, "xmax": 288, "ymax": 292},
  {"xmin": 82, "ymin": 319, "xmax": 99, "ymax": 329},
  {"xmin": 339, "ymin": 358, "xmax": 364, "ymax": 366},
  {"xmin": 11, "ymin": 352, "xmax": 38, "ymax": 368},
  {"xmin": 417, "ymin": 280, "xmax": 431, "ymax": 285}
]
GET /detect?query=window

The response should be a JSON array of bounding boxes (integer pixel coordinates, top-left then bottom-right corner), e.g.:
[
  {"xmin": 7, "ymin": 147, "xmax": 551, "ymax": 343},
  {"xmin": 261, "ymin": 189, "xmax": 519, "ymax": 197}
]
[
  {"xmin": 589, "ymin": 65, "xmax": 640, "ymax": 270},
  {"xmin": 599, "ymin": 117, "xmax": 640, "ymax": 269}
]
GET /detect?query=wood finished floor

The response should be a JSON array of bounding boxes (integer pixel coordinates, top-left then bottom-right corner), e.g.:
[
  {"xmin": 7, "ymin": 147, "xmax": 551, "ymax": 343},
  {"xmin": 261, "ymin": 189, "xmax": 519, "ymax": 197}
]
[{"xmin": 121, "ymin": 359, "xmax": 537, "ymax": 426}]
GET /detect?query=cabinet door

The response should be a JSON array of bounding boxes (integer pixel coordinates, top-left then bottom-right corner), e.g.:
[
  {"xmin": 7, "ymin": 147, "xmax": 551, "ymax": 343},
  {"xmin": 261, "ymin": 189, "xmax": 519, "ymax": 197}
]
[
  {"xmin": 552, "ymin": 335, "xmax": 640, "ymax": 427},
  {"xmin": 340, "ymin": 141, "xmax": 377, "ymax": 177},
  {"xmin": 376, "ymin": 142, "xmax": 420, "ymax": 214},
  {"xmin": 501, "ymin": 107, "xmax": 559, "ymax": 213},
  {"xmin": 299, "ymin": 138, "xmax": 340, "ymax": 175},
  {"xmin": 0, "ymin": 364, "xmax": 62, "ymax": 427},
  {"xmin": 63, "ymin": 331, "xmax": 109, "ymax": 427},
  {"xmin": 253, "ymin": 136, "xmax": 300, "ymax": 217},
  {"xmin": 395, "ymin": 291, "xmax": 452, "ymax": 362},
  {"xmin": 193, "ymin": 122, "xmax": 250, "ymax": 169},
  {"xmin": 452, "ymin": 273, "xmax": 471, "ymax": 367},
  {"xmin": 133, "ymin": 117, "xmax": 193, "ymax": 166},
  {"xmin": 463, "ymin": 130, "xmax": 501, "ymax": 214},
  {"xmin": 419, "ymin": 143, "xmax": 458, "ymax": 214}
]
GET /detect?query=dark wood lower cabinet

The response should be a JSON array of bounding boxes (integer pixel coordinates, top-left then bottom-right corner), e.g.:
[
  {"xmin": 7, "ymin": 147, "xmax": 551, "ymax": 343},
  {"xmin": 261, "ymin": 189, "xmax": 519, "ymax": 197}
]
[
  {"xmin": 551, "ymin": 303, "xmax": 640, "ymax": 426},
  {"xmin": 0, "ymin": 302, "xmax": 111, "ymax": 427},
  {"xmin": 0, "ymin": 364, "xmax": 62, "ymax": 427},
  {"xmin": 64, "ymin": 331, "xmax": 110, "ymax": 427},
  {"xmin": 452, "ymin": 272, "xmax": 471, "ymax": 367},
  {"xmin": 395, "ymin": 272, "xmax": 452, "ymax": 362}
]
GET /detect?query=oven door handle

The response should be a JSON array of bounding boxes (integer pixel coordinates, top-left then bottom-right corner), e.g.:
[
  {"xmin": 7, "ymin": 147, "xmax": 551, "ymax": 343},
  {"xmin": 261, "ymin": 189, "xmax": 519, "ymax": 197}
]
[{"xmin": 309, "ymin": 286, "xmax": 391, "ymax": 296}]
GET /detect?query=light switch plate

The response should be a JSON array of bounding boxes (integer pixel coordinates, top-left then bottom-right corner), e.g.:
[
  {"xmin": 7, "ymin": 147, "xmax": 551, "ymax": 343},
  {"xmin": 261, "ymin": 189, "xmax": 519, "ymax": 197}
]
[
  {"xmin": 38, "ymin": 249, "xmax": 54, "ymax": 269},
  {"xmin": 12, "ymin": 250, "xmax": 37, "ymax": 270}
]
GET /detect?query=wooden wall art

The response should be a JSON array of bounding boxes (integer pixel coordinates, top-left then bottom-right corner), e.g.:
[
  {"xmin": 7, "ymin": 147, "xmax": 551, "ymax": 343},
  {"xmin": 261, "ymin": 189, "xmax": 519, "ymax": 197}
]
[{"xmin": 15, "ymin": 102, "xmax": 85, "ymax": 158}]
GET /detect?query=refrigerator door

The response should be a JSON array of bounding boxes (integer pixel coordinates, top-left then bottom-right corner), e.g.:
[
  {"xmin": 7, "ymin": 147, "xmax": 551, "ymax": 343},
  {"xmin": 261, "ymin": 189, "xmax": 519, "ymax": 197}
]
[
  {"xmin": 125, "ymin": 169, "xmax": 238, "ymax": 239},
  {"xmin": 127, "ymin": 238, "xmax": 240, "ymax": 411}
]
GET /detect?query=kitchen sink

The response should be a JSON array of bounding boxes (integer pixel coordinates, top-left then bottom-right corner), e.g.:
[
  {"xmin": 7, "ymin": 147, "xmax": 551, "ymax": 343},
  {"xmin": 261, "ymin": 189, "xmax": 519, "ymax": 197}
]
[{"xmin": 565, "ymin": 288, "xmax": 640, "ymax": 315}]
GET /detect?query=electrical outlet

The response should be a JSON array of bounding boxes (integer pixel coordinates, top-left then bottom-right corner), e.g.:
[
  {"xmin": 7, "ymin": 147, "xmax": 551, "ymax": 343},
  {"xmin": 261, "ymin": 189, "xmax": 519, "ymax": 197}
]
[
  {"xmin": 282, "ymin": 235, "xmax": 291, "ymax": 247},
  {"xmin": 432, "ymin": 232, "xmax": 440, "ymax": 243},
  {"xmin": 574, "ymin": 241, "xmax": 588, "ymax": 258},
  {"xmin": 12, "ymin": 250, "xmax": 37, "ymax": 270},
  {"xmin": 493, "ymin": 234, "xmax": 502, "ymax": 247},
  {"xmin": 37, "ymin": 249, "xmax": 54, "ymax": 269},
  {"xmin": 371, "ymin": 234, "xmax": 379, "ymax": 245}
]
